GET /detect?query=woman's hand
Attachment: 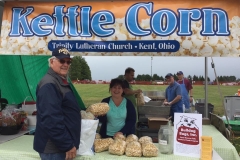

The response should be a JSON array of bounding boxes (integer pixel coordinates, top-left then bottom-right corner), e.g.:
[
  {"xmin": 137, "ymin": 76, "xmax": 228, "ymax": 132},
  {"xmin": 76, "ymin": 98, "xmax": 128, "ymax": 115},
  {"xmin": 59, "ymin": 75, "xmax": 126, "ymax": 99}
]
[
  {"xmin": 114, "ymin": 132, "xmax": 123, "ymax": 138},
  {"xmin": 95, "ymin": 114, "xmax": 106, "ymax": 117}
]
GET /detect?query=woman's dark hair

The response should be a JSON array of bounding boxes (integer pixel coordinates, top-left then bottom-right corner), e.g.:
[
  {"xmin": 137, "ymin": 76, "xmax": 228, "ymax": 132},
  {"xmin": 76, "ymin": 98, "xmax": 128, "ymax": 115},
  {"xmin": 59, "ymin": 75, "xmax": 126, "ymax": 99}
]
[{"xmin": 109, "ymin": 78, "xmax": 125, "ymax": 94}]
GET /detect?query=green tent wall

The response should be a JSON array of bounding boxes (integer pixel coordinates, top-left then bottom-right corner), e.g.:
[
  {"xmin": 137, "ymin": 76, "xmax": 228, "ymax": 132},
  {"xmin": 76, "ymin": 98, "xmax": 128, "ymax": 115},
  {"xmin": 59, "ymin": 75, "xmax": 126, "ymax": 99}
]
[
  {"xmin": 0, "ymin": 55, "xmax": 50, "ymax": 104},
  {"xmin": 0, "ymin": 55, "xmax": 86, "ymax": 110}
]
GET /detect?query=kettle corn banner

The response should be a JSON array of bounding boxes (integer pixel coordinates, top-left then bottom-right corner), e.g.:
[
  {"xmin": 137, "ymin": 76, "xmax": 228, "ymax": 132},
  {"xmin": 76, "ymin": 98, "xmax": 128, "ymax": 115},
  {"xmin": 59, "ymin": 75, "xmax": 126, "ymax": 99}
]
[{"xmin": 0, "ymin": 1, "xmax": 240, "ymax": 57}]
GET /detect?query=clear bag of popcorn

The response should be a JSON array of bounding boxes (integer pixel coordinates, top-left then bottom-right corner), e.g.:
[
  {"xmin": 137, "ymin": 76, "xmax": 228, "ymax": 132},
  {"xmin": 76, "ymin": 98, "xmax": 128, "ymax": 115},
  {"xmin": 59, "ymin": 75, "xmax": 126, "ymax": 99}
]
[
  {"xmin": 142, "ymin": 142, "xmax": 158, "ymax": 157},
  {"xmin": 94, "ymin": 138, "xmax": 114, "ymax": 153},
  {"xmin": 126, "ymin": 134, "xmax": 138, "ymax": 144},
  {"xmin": 109, "ymin": 139, "xmax": 126, "ymax": 156},
  {"xmin": 139, "ymin": 136, "xmax": 152, "ymax": 144},
  {"xmin": 137, "ymin": 93, "xmax": 145, "ymax": 106},
  {"xmin": 125, "ymin": 141, "xmax": 142, "ymax": 157},
  {"xmin": 114, "ymin": 134, "xmax": 126, "ymax": 141},
  {"xmin": 80, "ymin": 110, "xmax": 95, "ymax": 120},
  {"xmin": 95, "ymin": 133, "xmax": 101, "ymax": 139},
  {"xmin": 86, "ymin": 103, "xmax": 110, "ymax": 116}
]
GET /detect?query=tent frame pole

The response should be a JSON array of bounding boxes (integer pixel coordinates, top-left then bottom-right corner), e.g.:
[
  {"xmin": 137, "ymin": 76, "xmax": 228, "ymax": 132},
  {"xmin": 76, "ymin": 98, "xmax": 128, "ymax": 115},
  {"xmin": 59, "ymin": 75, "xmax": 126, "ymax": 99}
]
[{"xmin": 205, "ymin": 57, "xmax": 208, "ymax": 118}]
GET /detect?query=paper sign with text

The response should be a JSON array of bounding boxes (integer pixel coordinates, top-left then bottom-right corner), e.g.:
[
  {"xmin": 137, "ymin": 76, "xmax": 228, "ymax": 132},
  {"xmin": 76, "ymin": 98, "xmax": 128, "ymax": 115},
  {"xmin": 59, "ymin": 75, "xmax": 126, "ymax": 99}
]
[{"xmin": 174, "ymin": 113, "xmax": 202, "ymax": 158}]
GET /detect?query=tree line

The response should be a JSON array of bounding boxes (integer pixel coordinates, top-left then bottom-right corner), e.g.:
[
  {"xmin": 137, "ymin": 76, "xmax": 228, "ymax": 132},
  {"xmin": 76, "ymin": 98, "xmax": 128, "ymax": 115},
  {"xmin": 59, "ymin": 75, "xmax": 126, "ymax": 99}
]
[
  {"xmin": 118, "ymin": 74, "xmax": 238, "ymax": 82},
  {"xmin": 69, "ymin": 56, "xmax": 92, "ymax": 81},
  {"xmin": 68, "ymin": 56, "xmax": 238, "ymax": 82}
]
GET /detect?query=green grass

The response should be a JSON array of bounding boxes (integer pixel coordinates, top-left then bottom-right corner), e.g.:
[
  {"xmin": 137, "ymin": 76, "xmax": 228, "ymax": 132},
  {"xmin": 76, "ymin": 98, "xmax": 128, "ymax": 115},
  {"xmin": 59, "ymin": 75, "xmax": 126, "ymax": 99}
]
[{"xmin": 74, "ymin": 84, "xmax": 240, "ymax": 116}]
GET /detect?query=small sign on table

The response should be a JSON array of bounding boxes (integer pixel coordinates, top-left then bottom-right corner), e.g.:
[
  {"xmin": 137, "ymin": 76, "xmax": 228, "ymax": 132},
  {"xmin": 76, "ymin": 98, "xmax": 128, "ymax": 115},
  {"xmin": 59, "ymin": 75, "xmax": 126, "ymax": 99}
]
[{"xmin": 174, "ymin": 113, "xmax": 202, "ymax": 158}]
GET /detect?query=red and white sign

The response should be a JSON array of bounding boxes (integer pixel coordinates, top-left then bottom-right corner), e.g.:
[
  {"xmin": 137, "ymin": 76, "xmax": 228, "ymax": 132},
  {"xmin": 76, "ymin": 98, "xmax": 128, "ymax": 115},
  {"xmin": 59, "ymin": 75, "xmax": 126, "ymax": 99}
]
[{"xmin": 174, "ymin": 113, "xmax": 202, "ymax": 158}]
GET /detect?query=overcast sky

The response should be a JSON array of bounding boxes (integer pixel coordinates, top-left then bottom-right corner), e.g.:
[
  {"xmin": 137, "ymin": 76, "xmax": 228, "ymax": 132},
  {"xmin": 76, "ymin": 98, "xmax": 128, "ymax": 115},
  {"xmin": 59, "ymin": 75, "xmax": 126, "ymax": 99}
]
[{"xmin": 83, "ymin": 56, "xmax": 240, "ymax": 81}]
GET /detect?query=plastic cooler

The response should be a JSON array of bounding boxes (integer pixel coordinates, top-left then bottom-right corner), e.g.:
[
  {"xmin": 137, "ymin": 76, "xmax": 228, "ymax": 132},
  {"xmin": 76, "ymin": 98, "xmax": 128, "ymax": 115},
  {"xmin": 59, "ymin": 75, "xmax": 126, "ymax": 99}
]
[
  {"xmin": 223, "ymin": 120, "xmax": 240, "ymax": 132},
  {"xmin": 195, "ymin": 103, "xmax": 214, "ymax": 118}
]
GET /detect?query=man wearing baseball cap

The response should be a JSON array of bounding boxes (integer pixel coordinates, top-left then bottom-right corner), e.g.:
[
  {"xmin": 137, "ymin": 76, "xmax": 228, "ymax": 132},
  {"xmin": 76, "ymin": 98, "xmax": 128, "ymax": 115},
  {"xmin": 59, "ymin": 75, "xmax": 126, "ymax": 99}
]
[
  {"xmin": 34, "ymin": 46, "xmax": 81, "ymax": 160},
  {"xmin": 176, "ymin": 71, "xmax": 193, "ymax": 113},
  {"xmin": 163, "ymin": 73, "xmax": 183, "ymax": 123}
]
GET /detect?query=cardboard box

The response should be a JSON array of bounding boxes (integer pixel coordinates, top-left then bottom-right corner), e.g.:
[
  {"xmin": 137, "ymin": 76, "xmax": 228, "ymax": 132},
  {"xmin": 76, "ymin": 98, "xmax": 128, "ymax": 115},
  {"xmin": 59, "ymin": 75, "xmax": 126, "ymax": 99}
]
[
  {"xmin": 148, "ymin": 117, "xmax": 169, "ymax": 130},
  {"xmin": 202, "ymin": 118, "xmax": 211, "ymax": 125}
]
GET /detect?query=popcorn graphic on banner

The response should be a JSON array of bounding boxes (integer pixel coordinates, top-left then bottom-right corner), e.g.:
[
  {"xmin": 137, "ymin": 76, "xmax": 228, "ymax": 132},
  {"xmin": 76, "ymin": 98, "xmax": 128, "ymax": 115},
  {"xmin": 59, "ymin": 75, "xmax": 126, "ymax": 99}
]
[{"xmin": 0, "ymin": 16, "xmax": 240, "ymax": 57}]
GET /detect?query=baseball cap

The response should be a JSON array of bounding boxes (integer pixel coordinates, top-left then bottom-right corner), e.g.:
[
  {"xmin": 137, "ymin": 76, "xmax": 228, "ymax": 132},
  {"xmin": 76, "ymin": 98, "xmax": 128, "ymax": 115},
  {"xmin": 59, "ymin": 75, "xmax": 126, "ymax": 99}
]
[
  {"xmin": 165, "ymin": 73, "xmax": 173, "ymax": 78},
  {"xmin": 176, "ymin": 71, "xmax": 183, "ymax": 75},
  {"xmin": 52, "ymin": 46, "xmax": 71, "ymax": 59}
]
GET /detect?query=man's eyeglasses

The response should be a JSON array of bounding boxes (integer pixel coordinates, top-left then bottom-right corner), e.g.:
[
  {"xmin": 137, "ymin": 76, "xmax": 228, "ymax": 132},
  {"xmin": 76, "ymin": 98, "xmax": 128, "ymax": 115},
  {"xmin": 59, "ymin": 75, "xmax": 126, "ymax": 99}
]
[
  {"xmin": 57, "ymin": 59, "xmax": 72, "ymax": 65},
  {"xmin": 165, "ymin": 77, "xmax": 171, "ymax": 81}
]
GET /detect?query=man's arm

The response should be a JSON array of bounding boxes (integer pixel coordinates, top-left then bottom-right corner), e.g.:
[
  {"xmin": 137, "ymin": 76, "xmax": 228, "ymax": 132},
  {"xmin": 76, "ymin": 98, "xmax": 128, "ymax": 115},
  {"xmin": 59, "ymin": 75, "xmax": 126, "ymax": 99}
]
[
  {"xmin": 187, "ymin": 79, "xmax": 193, "ymax": 102},
  {"xmin": 123, "ymin": 80, "xmax": 142, "ymax": 95},
  {"xmin": 189, "ymin": 89, "xmax": 193, "ymax": 102},
  {"xmin": 169, "ymin": 84, "xmax": 182, "ymax": 105},
  {"xmin": 169, "ymin": 95, "xmax": 182, "ymax": 105},
  {"xmin": 37, "ymin": 84, "xmax": 74, "ymax": 152},
  {"xmin": 163, "ymin": 89, "xmax": 168, "ymax": 105},
  {"xmin": 66, "ymin": 147, "xmax": 76, "ymax": 160},
  {"xmin": 189, "ymin": 89, "xmax": 193, "ymax": 97},
  {"xmin": 164, "ymin": 95, "xmax": 181, "ymax": 105},
  {"xmin": 164, "ymin": 98, "xmax": 168, "ymax": 103},
  {"xmin": 123, "ymin": 88, "xmax": 142, "ymax": 95},
  {"xmin": 163, "ymin": 98, "xmax": 169, "ymax": 105}
]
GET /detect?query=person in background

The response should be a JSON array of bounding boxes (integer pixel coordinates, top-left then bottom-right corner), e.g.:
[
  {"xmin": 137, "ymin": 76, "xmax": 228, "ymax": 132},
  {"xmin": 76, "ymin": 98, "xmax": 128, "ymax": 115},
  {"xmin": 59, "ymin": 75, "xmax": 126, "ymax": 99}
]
[
  {"xmin": 163, "ymin": 73, "xmax": 183, "ymax": 123},
  {"xmin": 176, "ymin": 71, "xmax": 193, "ymax": 113},
  {"xmin": 99, "ymin": 78, "xmax": 136, "ymax": 138},
  {"xmin": 34, "ymin": 46, "xmax": 81, "ymax": 160},
  {"xmin": 123, "ymin": 67, "xmax": 142, "ymax": 121}
]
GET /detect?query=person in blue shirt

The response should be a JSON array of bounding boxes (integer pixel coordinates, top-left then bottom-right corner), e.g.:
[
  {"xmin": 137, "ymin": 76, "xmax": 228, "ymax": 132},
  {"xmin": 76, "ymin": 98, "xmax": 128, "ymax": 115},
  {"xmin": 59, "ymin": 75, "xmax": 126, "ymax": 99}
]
[
  {"xmin": 99, "ymin": 78, "xmax": 136, "ymax": 138},
  {"xmin": 163, "ymin": 73, "xmax": 183, "ymax": 123},
  {"xmin": 176, "ymin": 71, "xmax": 193, "ymax": 113}
]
